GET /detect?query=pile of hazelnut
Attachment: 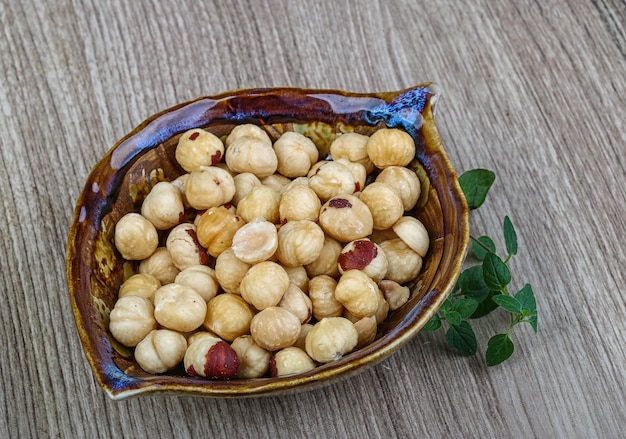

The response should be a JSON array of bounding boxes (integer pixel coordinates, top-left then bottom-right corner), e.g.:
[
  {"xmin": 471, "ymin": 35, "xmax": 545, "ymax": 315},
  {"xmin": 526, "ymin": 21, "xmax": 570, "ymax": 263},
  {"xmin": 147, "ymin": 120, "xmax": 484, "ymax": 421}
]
[{"xmin": 109, "ymin": 123, "xmax": 430, "ymax": 379}]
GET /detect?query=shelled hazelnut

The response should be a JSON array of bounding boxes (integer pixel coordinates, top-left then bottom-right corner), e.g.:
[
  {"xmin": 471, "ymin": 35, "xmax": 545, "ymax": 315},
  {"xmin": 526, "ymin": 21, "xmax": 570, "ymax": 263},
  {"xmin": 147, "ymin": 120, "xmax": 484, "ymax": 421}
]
[
  {"xmin": 270, "ymin": 347, "xmax": 316, "ymax": 377},
  {"xmin": 185, "ymin": 165, "xmax": 236, "ymax": 210},
  {"xmin": 140, "ymin": 181, "xmax": 184, "ymax": 230},
  {"xmin": 134, "ymin": 329, "xmax": 187, "ymax": 374},
  {"xmin": 118, "ymin": 273, "xmax": 161, "ymax": 302},
  {"xmin": 153, "ymin": 283, "xmax": 207, "ymax": 333},
  {"xmin": 250, "ymin": 307, "xmax": 302, "ymax": 351},
  {"xmin": 109, "ymin": 295, "xmax": 156, "ymax": 347},
  {"xmin": 166, "ymin": 223, "xmax": 209, "ymax": 271},
  {"xmin": 375, "ymin": 166, "xmax": 421, "ymax": 211},
  {"xmin": 329, "ymin": 132, "xmax": 374, "ymax": 173},
  {"xmin": 273, "ymin": 131, "xmax": 319, "ymax": 178},
  {"xmin": 366, "ymin": 128, "xmax": 416, "ymax": 168},
  {"xmin": 305, "ymin": 317, "xmax": 358, "ymax": 363},
  {"xmin": 175, "ymin": 128, "xmax": 224, "ymax": 173},
  {"xmin": 184, "ymin": 334, "xmax": 239, "ymax": 379},
  {"xmin": 231, "ymin": 335, "xmax": 271, "ymax": 378},
  {"xmin": 378, "ymin": 238, "xmax": 423, "ymax": 284},
  {"xmin": 114, "ymin": 213, "xmax": 159, "ymax": 260},
  {"xmin": 204, "ymin": 293, "xmax": 255, "ymax": 342},
  {"xmin": 174, "ymin": 265, "xmax": 219, "ymax": 302},
  {"xmin": 138, "ymin": 247, "xmax": 180, "ymax": 284},
  {"xmin": 239, "ymin": 261, "xmax": 290, "ymax": 310}
]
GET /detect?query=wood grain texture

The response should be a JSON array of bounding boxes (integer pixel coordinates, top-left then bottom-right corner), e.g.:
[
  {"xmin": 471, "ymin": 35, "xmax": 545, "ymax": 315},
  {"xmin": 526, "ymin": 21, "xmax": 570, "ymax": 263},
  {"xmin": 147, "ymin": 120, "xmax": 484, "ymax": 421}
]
[{"xmin": 1, "ymin": 0, "xmax": 625, "ymax": 437}]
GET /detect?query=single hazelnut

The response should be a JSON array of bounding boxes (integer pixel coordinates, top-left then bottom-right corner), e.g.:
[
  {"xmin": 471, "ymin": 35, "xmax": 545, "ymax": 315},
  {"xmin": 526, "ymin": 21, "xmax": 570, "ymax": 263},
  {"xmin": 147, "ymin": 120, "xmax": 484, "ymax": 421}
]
[
  {"xmin": 308, "ymin": 275, "xmax": 343, "ymax": 320},
  {"xmin": 353, "ymin": 316, "xmax": 377, "ymax": 349},
  {"xmin": 378, "ymin": 279, "xmax": 411, "ymax": 311},
  {"xmin": 231, "ymin": 335, "xmax": 271, "ymax": 378},
  {"xmin": 225, "ymin": 123, "xmax": 271, "ymax": 148},
  {"xmin": 375, "ymin": 166, "xmax": 421, "ymax": 211},
  {"xmin": 196, "ymin": 206, "xmax": 245, "ymax": 257},
  {"xmin": 305, "ymin": 236, "xmax": 342, "ymax": 278},
  {"xmin": 114, "ymin": 213, "xmax": 158, "ymax": 260},
  {"xmin": 334, "ymin": 158, "xmax": 367, "ymax": 193},
  {"xmin": 270, "ymin": 347, "xmax": 316, "ymax": 377},
  {"xmin": 236, "ymin": 185, "xmax": 281, "ymax": 224},
  {"xmin": 118, "ymin": 273, "xmax": 161, "ymax": 302},
  {"xmin": 153, "ymin": 283, "xmax": 207, "ymax": 333},
  {"xmin": 175, "ymin": 128, "xmax": 224, "ymax": 172},
  {"xmin": 184, "ymin": 334, "xmax": 239, "ymax": 379},
  {"xmin": 334, "ymin": 270, "xmax": 380, "ymax": 319},
  {"xmin": 273, "ymin": 131, "xmax": 319, "ymax": 178},
  {"xmin": 204, "ymin": 293, "xmax": 255, "ymax": 342},
  {"xmin": 175, "ymin": 265, "xmax": 220, "ymax": 302},
  {"xmin": 185, "ymin": 166, "xmax": 236, "ymax": 210},
  {"xmin": 279, "ymin": 184, "xmax": 321, "ymax": 223},
  {"xmin": 284, "ymin": 265, "xmax": 309, "ymax": 293},
  {"xmin": 134, "ymin": 329, "xmax": 187, "ymax": 374},
  {"xmin": 232, "ymin": 172, "xmax": 262, "ymax": 205},
  {"xmin": 337, "ymin": 238, "xmax": 388, "ymax": 282},
  {"xmin": 378, "ymin": 238, "xmax": 423, "ymax": 284},
  {"xmin": 308, "ymin": 161, "xmax": 357, "ymax": 202},
  {"xmin": 329, "ymin": 132, "xmax": 374, "ymax": 173},
  {"xmin": 140, "ymin": 181, "xmax": 184, "ymax": 230},
  {"xmin": 250, "ymin": 307, "xmax": 302, "ymax": 351},
  {"xmin": 138, "ymin": 247, "xmax": 180, "ymax": 284},
  {"xmin": 225, "ymin": 135, "xmax": 278, "ymax": 178},
  {"xmin": 358, "ymin": 182, "xmax": 404, "ymax": 230},
  {"xmin": 165, "ymin": 223, "xmax": 210, "ymax": 271},
  {"xmin": 318, "ymin": 194, "xmax": 373, "ymax": 242},
  {"xmin": 275, "ymin": 220, "xmax": 325, "ymax": 267},
  {"xmin": 214, "ymin": 247, "xmax": 251, "ymax": 294},
  {"xmin": 392, "ymin": 216, "xmax": 430, "ymax": 257},
  {"xmin": 261, "ymin": 173, "xmax": 293, "ymax": 192},
  {"xmin": 278, "ymin": 283, "xmax": 313, "ymax": 324},
  {"xmin": 239, "ymin": 261, "xmax": 290, "ymax": 310},
  {"xmin": 109, "ymin": 295, "xmax": 156, "ymax": 347},
  {"xmin": 366, "ymin": 128, "xmax": 416, "ymax": 169},
  {"xmin": 305, "ymin": 317, "xmax": 358, "ymax": 363},
  {"xmin": 231, "ymin": 219, "xmax": 278, "ymax": 264}
]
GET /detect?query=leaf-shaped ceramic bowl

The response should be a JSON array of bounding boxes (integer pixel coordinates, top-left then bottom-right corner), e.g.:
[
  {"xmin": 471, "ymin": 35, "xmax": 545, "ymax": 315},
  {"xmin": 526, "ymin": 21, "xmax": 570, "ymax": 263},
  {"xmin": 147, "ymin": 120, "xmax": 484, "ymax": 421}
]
[{"xmin": 66, "ymin": 84, "xmax": 468, "ymax": 399}]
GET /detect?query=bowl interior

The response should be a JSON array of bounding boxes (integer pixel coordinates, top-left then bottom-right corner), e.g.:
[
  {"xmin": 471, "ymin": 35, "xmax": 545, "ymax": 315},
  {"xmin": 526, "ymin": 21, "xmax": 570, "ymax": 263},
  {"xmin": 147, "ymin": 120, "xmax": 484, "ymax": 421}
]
[{"xmin": 66, "ymin": 85, "xmax": 468, "ymax": 399}]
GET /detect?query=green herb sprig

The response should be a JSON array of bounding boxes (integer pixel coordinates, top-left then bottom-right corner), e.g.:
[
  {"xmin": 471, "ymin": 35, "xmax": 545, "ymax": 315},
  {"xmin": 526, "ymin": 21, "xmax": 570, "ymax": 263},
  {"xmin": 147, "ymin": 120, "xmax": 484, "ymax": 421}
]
[{"xmin": 423, "ymin": 169, "xmax": 537, "ymax": 366}]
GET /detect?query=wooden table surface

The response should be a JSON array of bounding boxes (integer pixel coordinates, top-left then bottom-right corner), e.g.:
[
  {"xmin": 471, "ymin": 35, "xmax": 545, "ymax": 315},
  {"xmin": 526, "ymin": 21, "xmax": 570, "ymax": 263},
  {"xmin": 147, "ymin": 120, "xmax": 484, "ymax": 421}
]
[{"xmin": 2, "ymin": 1, "xmax": 625, "ymax": 437}]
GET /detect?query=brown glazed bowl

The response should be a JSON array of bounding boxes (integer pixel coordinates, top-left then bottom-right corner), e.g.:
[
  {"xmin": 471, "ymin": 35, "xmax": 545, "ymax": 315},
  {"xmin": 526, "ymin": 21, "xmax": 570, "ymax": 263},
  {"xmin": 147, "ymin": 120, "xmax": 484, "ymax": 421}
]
[{"xmin": 66, "ymin": 84, "xmax": 469, "ymax": 399}]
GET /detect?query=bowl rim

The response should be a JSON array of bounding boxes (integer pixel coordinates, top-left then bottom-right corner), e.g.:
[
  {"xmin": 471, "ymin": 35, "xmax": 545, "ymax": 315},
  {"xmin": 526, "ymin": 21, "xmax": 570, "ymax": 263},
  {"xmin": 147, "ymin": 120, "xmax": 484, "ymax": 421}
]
[{"xmin": 66, "ymin": 83, "xmax": 469, "ymax": 399}]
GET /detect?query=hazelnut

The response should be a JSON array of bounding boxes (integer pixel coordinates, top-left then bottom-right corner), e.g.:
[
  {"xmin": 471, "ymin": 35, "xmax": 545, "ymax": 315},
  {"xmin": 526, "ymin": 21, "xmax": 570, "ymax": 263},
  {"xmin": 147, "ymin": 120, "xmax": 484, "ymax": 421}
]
[
  {"xmin": 166, "ymin": 223, "xmax": 210, "ymax": 271},
  {"xmin": 279, "ymin": 176, "xmax": 309, "ymax": 194},
  {"xmin": 231, "ymin": 219, "xmax": 278, "ymax": 264},
  {"xmin": 225, "ymin": 135, "xmax": 278, "ymax": 178},
  {"xmin": 232, "ymin": 172, "xmax": 262, "ymax": 205},
  {"xmin": 273, "ymin": 131, "xmax": 319, "ymax": 178},
  {"xmin": 293, "ymin": 323, "xmax": 314, "ymax": 351},
  {"xmin": 231, "ymin": 335, "xmax": 271, "ymax": 378},
  {"xmin": 308, "ymin": 275, "xmax": 343, "ymax": 320},
  {"xmin": 196, "ymin": 206, "xmax": 244, "ymax": 257},
  {"xmin": 329, "ymin": 132, "xmax": 374, "ymax": 173},
  {"xmin": 184, "ymin": 334, "xmax": 239, "ymax": 379},
  {"xmin": 392, "ymin": 216, "xmax": 430, "ymax": 257},
  {"xmin": 305, "ymin": 236, "xmax": 342, "ymax": 278},
  {"xmin": 185, "ymin": 165, "xmax": 236, "ymax": 210},
  {"xmin": 153, "ymin": 283, "xmax": 207, "ymax": 333},
  {"xmin": 114, "ymin": 213, "xmax": 158, "ymax": 260},
  {"xmin": 284, "ymin": 265, "xmax": 309, "ymax": 293},
  {"xmin": 358, "ymin": 182, "xmax": 404, "ymax": 230},
  {"xmin": 225, "ymin": 123, "xmax": 271, "ymax": 148},
  {"xmin": 118, "ymin": 273, "xmax": 161, "ymax": 302},
  {"xmin": 278, "ymin": 283, "xmax": 313, "ymax": 324},
  {"xmin": 250, "ymin": 307, "xmax": 302, "ymax": 351},
  {"xmin": 337, "ymin": 238, "xmax": 388, "ymax": 282},
  {"xmin": 353, "ymin": 316, "xmax": 377, "ymax": 349},
  {"xmin": 318, "ymin": 194, "xmax": 373, "ymax": 242},
  {"xmin": 138, "ymin": 247, "xmax": 180, "ymax": 284},
  {"xmin": 378, "ymin": 238, "xmax": 423, "ymax": 284},
  {"xmin": 236, "ymin": 185, "xmax": 280, "ymax": 224},
  {"xmin": 175, "ymin": 128, "xmax": 224, "ymax": 172},
  {"xmin": 334, "ymin": 158, "xmax": 367, "ymax": 193},
  {"xmin": 373, "ymin": 287, "xmax": 390, "ymax": 323},
  {"xmin": 305, "ymin": 317, "xmax": 358, "ymax": 363},
  {"xmin": 175, "ymin": 265, "xmax": 220, "ymax": 302},
  {"xmin": 204, "ymin": 293, "xmax": 255, "ymax": 342},
  {"xmin": 239, "ymin": 261, "xmax": 289, "ymax": 310},
  {"xmin": 261, "ymin": 173, "xmax": 293, "ymax": 192},
  {"xmin": 378, "ymin": 279, "xmax": 411, "ymax": 311},
  {"xmin": 308, "ymin": 161, "xmax": 357, "ymax": 202},
  {"xmin": 214, "ymin": 247, "xmax": 251, "ymax": 294},
  {"xmin": 334, "ymin": 270, "xmax": 380, "ymax": 319},
  {"xmin": 187, "ymin": 330, "xmax": 219, "ymax": 345},
  {"xmin": 134, "ymin": 329, "xmax": 187, "ymax": 374},
  {"xmin": 276, "ymin": 220, "xmax": 325, "ymax": 267},
  {"xmin": 270, "ymin": 347, "xmax": 316, "ymax": 377},
  {"xmin": 140, "ymin": 181, "xmax": 184, "ymax": 230},
  {"xmin": 366, "ymin": 128, "xmax": 416, "ymax": 169},
  {"xmin": 279, "ymin": 184, "xmax": 321, "ymax": 223},
  {"xmin": 171, "ymin": 173, "xmax": 191, "ymax": 209},
  {"xmin": 109, "ymin": 295, "xmax": 156, "ymax": 347},
  {"xmin": 375, "ymin": 166, "xmax": 421, "ymax": 211}
]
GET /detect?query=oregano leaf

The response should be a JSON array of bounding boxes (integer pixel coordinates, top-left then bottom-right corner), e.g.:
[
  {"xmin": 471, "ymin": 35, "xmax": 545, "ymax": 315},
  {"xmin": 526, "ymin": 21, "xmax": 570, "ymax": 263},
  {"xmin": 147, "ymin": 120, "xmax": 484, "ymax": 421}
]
[
  {"xmin": 451, "ymin": 298, "xmax": 479, "ymax": 319},
  {"xmin": 503, "ymin": 216, "xmax": 518, "ymax": 257},
  {"xmin": 515, "ymin": 284, "xmax": 537, "ymax": 314},
  {"xmin": 483, "ymin": 252, "xmax": 511, "ymax": 291},
  {"xmin": 442, "ymin": 310, "xmax": 462, "ymax": 326},
  {"xmin": 486, "ymin": 334, "xmax": 515, "ymax": 366},
  {"xmin": 492, "ymin": 294, "xmax": 522, "ymax": 314},
  {"xmin": 471, "ymin": 290, "xmax": 499, "ymax": 318},
  {"xmin": 457, "ymin": 265, "xmax": 490, "ymax": 303},
  {"xmin": 422, "ymin": 316, "xmax": 442, "ymax": 332},
  {"xmin": 472, "ymin": 235, "xmax": 496, "ymax": 260},
  {"xmin": 445, "ymin": 321, "xmax": 477, "ymax": 356},
  {"xmin": 458, "ymin": 169, "xmax": 496, "ymax": 210}
]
